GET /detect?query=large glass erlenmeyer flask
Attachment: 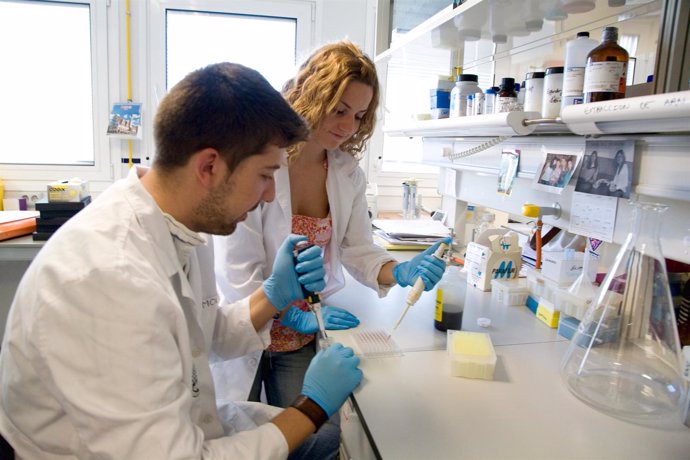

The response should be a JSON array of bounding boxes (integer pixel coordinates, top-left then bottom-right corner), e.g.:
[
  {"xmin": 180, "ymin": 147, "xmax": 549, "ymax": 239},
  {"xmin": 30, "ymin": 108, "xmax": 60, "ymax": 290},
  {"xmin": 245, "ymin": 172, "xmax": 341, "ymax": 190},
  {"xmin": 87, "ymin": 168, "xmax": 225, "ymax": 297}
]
[{"xmin": 560, "ymin": 201, "xmax": 687, "ymax": 426}]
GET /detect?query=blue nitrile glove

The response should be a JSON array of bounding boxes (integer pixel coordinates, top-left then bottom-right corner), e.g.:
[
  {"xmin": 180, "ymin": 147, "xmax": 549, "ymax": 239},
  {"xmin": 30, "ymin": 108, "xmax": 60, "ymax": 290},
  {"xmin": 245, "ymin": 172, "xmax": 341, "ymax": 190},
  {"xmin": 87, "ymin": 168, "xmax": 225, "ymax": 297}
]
[
  {"xmin": 263, "ymin": 235, "xmax": 326, "ymax": 311},
  {"xmin": 392, "ymin": 237, "xmax": 451, "ymax": 290},
  {"xmin": 280, "ymin": 305, "xmax": 360, "ymax": 334},
  {"xmin": 301, "ymin": 342, "xmax": 363, "ymax": 417}
]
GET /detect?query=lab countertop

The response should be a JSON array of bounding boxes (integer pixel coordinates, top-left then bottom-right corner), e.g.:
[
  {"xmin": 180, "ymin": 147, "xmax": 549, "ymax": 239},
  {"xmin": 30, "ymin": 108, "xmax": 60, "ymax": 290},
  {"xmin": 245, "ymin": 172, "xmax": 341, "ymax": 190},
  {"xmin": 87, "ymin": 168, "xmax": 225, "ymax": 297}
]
[
  {"xmin": 325, "ymin": 267, "xmax": 690, "ymax": 460},
  {"xmin": 0, "ymin": 234, "xmax": 44, "ymax": 261}
]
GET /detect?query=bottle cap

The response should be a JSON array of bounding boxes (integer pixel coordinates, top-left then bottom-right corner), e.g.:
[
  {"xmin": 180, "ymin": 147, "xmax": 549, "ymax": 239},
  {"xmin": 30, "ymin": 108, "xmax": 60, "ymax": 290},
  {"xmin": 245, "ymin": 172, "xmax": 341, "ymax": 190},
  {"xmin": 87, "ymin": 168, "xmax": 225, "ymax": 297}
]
[
  {"xmin": 485, "ymin": 88, "xmax": 496, "ymax": 95},
  {"xmin": 525, "ymin": 71, "xmax": 545, "ymax": 80},
  {"xmin": 545, "ymin": 66, "xmax": 564, "ymax": 75},
  {"xmin": 576, "ymin": 31, "xmax": 590, "ymax": 38},
  {"xmin": 602, "ymin": 26, "xmax": 619, "ymax": 42},
  {"xmin": 514, "ymin": 82, "xmax": 521, "ymax": 92},
  {"xmin": 491, "ymin": 86, "xmax": 500, "ymax": 92},
  {"xmin": 492, "ymin": 34, "xmax": 508, "ymax": 44},
  {"xmin": 457, "ymin": 74, "xmax": 479, "ymax": 82},
  {"xmin": 500, "ymin": 77, "xmax": 515, "ymax": 88},
  {"xmin": 525, "ymin": 19, "xmax": 543, "ymax": 32}
]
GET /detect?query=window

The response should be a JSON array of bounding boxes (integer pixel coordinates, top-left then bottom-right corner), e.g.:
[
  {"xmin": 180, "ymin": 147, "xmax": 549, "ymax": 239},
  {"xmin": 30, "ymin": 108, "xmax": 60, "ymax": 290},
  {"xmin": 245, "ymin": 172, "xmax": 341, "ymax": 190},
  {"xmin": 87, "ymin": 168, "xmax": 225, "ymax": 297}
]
[
  {"xmin": 165, "ymin": 10, "xmax": 298, "ymax": 91},
  {"xmin": 0, "ymin": 0, "xmax": 109, "ymax": 179},
  {"xmin": 146, "ymin": 0, "xmax": 313, "ymax": 164}
]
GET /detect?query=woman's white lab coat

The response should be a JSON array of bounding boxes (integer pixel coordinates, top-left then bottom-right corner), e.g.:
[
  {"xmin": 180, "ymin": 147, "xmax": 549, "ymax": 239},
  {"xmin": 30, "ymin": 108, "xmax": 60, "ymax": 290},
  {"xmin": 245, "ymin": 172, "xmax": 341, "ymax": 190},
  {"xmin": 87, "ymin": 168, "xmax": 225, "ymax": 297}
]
[
  {"xmin": 213, "ymin": 149, "xmax": 394, "ymax": 401},
  {"xmin": 0, "ymin": 167, "xmax": 288, "ymax": 459}
]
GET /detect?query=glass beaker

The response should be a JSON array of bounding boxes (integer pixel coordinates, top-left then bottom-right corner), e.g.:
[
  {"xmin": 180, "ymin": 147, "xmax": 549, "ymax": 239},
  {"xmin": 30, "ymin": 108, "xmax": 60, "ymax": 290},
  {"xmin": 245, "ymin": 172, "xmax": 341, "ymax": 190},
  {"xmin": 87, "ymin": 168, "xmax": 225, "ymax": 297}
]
[{"xmin": 560, "ymin": 201, "xmax": 687, "ymax": 426}]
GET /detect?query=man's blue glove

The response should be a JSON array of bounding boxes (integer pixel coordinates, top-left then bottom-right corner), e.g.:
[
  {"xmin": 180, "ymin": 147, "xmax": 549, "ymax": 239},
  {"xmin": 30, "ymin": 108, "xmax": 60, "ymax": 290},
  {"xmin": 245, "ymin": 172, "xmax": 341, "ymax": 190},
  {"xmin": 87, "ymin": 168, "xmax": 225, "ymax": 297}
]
[
  {"xmin": 263, "ymin": 235, "xmax": 325, "ymax": 311},
  {"xmin": 280, "ymin": 305, "xmax": 360, "ymax": 334},
  {"xmin": 301, "ymin": 343, "xmax": 362, "ymax": 417},
  {"xmin": 392, "ymin": 237, "xmax": 451, "ymax": 291}
]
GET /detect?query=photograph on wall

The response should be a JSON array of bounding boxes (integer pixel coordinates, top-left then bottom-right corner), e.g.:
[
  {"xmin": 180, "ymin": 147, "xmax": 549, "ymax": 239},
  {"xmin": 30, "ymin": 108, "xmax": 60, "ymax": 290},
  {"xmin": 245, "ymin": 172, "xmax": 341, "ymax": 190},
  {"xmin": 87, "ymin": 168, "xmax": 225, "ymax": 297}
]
[
  {"xmin": 533, "ymin": 148, "xmax": 582, "ymax": 194},
  {"xmin": 106, "ymin": 102, "xmax": 142, "ymax": 139},
  {"xmin": 575, "ymin": 139, "xmax": 635, "ymax": 199},
  {"xmin": 497, "ymin": 148, "xmax": 520, "ymax": 196}
]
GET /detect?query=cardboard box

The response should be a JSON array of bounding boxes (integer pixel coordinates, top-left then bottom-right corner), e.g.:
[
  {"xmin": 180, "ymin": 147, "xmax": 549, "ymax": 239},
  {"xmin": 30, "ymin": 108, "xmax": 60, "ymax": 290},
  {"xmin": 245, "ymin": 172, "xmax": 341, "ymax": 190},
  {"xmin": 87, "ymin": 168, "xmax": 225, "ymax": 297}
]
[
  {"xmin": 47, "ymin": 179, "xmax": 90, "ymax": 203},
  {"xmin": 430, "ymin": 89, "xmax": 450, "ymax": 109},
  {"xmin": 541, "ymin": 250, "xmax": 584, "ymax": 284},
  {"xmin": 465, "ymin": 232, "xmax": 522, "ymax": 291}
]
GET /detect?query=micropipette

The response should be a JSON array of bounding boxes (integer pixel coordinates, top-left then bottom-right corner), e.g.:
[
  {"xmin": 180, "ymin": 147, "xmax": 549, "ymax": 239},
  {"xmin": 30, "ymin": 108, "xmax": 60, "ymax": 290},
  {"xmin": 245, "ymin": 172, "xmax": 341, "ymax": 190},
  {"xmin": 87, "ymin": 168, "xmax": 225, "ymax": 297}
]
[
  {"xmin": 391, "ymin": 242, "xmax": 448, "ymax": 333},
  {"xmin": 294, "ymin": 242, "xmax": 329, "ymax": 345}
]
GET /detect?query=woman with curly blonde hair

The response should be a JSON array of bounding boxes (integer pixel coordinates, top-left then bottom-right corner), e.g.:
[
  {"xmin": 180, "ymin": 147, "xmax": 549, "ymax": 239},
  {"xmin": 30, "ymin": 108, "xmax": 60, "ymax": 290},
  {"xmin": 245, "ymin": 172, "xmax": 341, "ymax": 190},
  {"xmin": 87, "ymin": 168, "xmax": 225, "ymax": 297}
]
[{"xmin": 213, "ymin": 41, "xmax": 448, "ymax": 414}]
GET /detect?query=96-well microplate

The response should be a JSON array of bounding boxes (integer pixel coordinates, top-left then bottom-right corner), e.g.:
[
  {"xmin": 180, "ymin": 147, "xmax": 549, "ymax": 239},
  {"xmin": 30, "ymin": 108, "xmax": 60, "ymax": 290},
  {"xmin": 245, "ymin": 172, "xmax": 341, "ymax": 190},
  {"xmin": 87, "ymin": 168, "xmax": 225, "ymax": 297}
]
[{"xmin": 352, "ymin": 329, "xmax": 403, "ymax": 358}]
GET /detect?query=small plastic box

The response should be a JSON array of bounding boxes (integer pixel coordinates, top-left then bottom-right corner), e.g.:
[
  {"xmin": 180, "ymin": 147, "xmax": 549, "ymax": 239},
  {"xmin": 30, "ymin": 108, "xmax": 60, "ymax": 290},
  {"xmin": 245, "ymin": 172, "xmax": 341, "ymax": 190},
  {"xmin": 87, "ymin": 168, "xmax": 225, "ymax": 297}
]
[
  {"xmin": 447, "ymin": 330, "xmax": 497, "ymax": 380},
  {"xmin": 430, "ymin": 89, "xmax": 450, "ymax": 109},
  {"xmin": 491, "ymin": 278, "xmax": 529, "ymax": 306}
]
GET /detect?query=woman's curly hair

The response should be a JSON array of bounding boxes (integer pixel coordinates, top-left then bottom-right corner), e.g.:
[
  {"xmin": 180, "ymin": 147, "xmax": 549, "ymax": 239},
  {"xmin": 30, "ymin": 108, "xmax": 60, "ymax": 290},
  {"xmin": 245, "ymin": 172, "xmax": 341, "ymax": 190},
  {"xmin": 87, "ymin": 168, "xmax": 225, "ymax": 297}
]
[{"xmin": 282, "ymin": 40, "xmax": 379, "ymax": 161}]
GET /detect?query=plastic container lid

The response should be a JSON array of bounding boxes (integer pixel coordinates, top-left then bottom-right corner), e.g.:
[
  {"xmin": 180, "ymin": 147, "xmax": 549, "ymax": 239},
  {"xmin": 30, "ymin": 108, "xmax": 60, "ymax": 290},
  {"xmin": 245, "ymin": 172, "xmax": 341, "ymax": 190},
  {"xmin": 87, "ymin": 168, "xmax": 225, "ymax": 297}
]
[
  {"xmin": 456, "ymin": 74, "xmax": 479, "ymax": 82},
  {"xmin": 545, "ymin": 66, "xmax": 564, "ymax": 75},
  {"xmin": 477, "ymin": 317, "xmax": 492, "ymax": 328},
  {"xmin": 525, "ymin": 71, "xmax": 546, "ymax": 80},
  {"xmin": 485, "ymin": 88, "xmax": 496, "ymax": 95}
]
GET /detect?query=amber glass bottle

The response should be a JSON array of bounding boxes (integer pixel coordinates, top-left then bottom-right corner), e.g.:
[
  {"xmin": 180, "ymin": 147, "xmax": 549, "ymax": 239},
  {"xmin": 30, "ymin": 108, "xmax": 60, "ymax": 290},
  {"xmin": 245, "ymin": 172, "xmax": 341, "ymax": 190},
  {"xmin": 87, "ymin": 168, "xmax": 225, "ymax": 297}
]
[{"xmin": 583, "ymin": 27, "xmax": 629, "ymax": 102}]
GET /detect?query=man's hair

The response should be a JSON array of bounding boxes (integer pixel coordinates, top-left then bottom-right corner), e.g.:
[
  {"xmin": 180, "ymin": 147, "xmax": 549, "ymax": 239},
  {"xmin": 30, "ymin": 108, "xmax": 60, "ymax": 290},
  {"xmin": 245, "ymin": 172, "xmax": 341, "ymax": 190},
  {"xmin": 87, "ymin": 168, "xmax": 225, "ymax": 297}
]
[
  {"xmin": 153, "ymin": 62, "xmax": 309, "ymax": 172},
  {"xmin": 282, "ymin": 40, "xmax": 379, "ymax": 160}
]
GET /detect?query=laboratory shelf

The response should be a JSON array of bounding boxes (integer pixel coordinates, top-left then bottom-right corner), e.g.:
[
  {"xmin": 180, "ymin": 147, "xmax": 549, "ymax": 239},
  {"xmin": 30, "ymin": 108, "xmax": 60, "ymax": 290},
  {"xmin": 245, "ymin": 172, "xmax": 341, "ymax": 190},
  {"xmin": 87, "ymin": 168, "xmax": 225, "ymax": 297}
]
[{"xmin": 375, "ymin": 0, "xmax": 662, "ymax": 68}]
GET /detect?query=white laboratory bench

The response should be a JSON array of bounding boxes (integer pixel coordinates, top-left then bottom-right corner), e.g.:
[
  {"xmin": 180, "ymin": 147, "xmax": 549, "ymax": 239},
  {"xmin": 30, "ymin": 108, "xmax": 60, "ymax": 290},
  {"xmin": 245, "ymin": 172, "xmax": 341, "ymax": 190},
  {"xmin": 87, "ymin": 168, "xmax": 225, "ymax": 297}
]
[
  {"xmin": 325, "ymin": 263, "xmax": 690, "ymax": 460},
  {"xmin": 0, "ymin": 234, "xmax": 43, "ymax": 262}
]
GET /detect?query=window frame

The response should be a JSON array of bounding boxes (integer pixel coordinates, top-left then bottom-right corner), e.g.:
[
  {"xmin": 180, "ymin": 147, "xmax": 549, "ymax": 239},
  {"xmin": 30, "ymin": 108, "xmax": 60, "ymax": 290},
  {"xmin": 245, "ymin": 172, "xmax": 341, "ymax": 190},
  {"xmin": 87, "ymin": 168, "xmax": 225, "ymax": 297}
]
[
  {"xmin": 0, "ymin": 0, "xmax": 112, "ymax": 184},
  {"xmin": 145, "ymin": 0, "xmax": 315, "ymax": 166}
]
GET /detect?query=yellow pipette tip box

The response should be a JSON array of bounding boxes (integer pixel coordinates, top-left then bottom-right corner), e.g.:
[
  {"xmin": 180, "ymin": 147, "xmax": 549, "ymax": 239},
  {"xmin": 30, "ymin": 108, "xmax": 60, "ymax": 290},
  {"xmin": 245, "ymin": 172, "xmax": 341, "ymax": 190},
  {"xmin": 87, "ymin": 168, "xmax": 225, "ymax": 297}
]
[{"xmin": 447, "ymin": 330, "xmax": 497, "ymax": 380}]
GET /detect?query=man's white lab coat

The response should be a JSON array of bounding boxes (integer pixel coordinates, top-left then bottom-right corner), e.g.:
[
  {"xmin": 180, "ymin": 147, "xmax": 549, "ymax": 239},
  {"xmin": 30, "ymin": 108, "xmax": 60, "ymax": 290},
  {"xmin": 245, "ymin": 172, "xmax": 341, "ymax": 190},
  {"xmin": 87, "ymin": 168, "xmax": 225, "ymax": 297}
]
[
  {"xmin": 212, "ymin": 149, "xmax": 394, "ymax": 401},
  {"xmin": 0, "ymin": 167, "xmax": 288, "ymax": 459}
]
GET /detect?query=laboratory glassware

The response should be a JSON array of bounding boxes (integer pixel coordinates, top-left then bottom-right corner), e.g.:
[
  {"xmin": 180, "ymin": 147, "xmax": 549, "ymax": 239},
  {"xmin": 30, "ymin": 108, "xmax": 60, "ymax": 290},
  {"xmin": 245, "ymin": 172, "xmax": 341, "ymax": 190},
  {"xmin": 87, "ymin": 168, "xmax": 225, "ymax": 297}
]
[
  {"xmin": 434, "ymin": 265, "xmax": 466, "ymax": 331},
  {"xmin": 560, "ymin": 201, "xmax": 687, "ymax": 426},
  {"xmin": 583, "ymin": 26, "xmax": 629, "ymax": 102}
]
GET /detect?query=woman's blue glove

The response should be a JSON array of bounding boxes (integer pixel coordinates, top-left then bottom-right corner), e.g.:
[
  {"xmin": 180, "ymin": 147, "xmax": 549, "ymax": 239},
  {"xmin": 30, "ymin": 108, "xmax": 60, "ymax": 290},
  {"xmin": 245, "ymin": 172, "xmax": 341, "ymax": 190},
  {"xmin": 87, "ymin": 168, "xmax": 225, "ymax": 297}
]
[
  {"xmin": 263, "ymin": 235, "xmax": 325, "ymax": 311},
  {"xmin": 280, "ymin": 305, "xmax": 360, "ymax": 334},
  {"xmin": 392, "ymin": 238, "xmax": 451, "ymax": 291},
  {"xmin": 301, "ymin": 343, "xmax": 362, "ymax": 417}
]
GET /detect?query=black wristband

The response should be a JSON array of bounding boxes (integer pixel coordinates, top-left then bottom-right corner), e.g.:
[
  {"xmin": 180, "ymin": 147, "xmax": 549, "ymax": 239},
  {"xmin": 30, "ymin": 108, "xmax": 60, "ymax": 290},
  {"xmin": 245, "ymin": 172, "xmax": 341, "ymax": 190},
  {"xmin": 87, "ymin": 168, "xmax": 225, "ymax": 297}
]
[{"xmin": 290, "ymin": 395, "xmax": 328, "ymax": 432}]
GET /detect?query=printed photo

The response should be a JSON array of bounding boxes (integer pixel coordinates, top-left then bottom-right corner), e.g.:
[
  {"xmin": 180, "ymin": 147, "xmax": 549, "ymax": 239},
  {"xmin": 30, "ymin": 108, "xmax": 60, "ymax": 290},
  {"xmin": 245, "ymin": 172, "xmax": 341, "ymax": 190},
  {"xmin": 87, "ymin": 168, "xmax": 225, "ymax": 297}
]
[
  {"xmin": 534, "ymin": 151, "xmax": 581, "ymax": 194},
  {"xmin": 107, "ymin": 102, "xmax": 142, "ymax": 138},
  {"xmin": 575, "ymin": 140, "xmax": 635, "ymax": 199}
]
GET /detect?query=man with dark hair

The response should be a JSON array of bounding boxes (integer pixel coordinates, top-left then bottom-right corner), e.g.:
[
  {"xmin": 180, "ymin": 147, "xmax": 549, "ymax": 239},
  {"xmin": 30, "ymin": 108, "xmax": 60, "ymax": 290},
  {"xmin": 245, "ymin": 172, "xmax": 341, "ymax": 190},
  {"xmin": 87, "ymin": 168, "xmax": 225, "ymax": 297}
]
[{"xmin": 0, "ymin": 62, "xmax": 361, "ymax": 459}]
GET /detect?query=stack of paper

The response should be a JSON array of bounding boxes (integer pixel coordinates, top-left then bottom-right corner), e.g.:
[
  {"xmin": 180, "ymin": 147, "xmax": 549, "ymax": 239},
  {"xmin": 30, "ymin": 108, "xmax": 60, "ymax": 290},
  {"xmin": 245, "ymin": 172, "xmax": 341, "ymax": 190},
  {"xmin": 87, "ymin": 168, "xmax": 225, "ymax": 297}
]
[{"xmin": 372, "ymin": 219, "xmax": 450, "ymax": 250}]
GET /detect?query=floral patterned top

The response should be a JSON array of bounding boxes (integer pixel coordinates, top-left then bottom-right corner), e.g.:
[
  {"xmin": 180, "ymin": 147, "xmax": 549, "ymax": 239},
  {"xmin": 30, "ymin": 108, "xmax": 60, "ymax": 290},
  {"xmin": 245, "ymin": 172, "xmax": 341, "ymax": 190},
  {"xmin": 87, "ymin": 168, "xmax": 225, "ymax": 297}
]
[{"xmin": 267, "ymin": 159, "xmax": 333, "ymax": 352}]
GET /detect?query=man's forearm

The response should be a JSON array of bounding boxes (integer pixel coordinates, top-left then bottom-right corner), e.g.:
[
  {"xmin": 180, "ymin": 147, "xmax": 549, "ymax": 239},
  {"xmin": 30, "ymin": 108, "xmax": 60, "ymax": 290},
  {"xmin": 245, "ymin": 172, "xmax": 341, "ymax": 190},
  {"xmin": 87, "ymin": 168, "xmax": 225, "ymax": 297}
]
[{"xmin": 249, "ymin": 288, "xmax": 281, "ymax": 331}]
